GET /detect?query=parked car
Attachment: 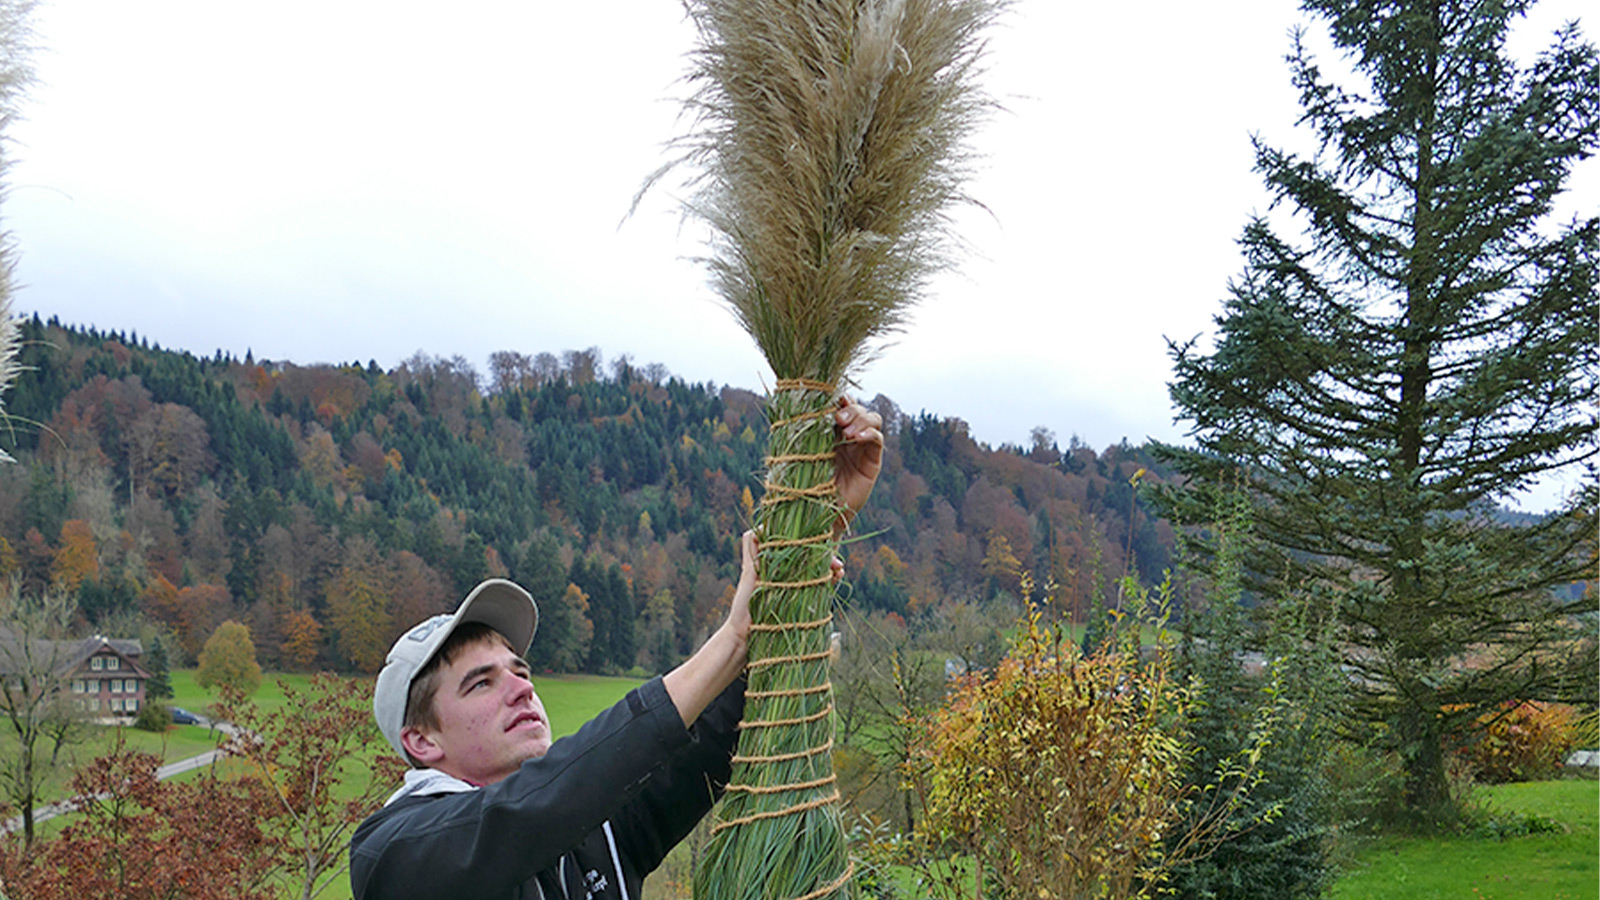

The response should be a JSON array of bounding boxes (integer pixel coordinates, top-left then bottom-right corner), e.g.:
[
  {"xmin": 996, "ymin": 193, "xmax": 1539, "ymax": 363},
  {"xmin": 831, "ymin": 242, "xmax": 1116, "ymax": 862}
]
[{"xmin": 169, "ymin": 706, "xmax": 201, "ymax": 725}]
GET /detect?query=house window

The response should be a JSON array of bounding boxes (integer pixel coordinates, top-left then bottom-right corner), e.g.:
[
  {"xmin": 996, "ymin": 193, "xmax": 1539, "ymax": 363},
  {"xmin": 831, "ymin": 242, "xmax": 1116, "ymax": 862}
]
[
  {"xmin": 111, "ymin": 698, "xmax": 124, "ymax": 712},
  {"xmin": 84, "ymin": 679, "xmax": 98, "ymax": 694},
  {"xmin": 72, "ymin": 680, "xmax": 84, "ymax": 693},
  {"xmin": 106, "ymin": 657, "xmax": 119, "ymax": 671},
  {"xmin": 91, "ymin": 657, "xmax": 103, "ymax": 670},
  {"xmin": 127, "ymin": 698, "xmax": 138, "ymax": 712},
  {"xmin": 87, "ymin": 698, "xmax": 99, "ymax": 712}
]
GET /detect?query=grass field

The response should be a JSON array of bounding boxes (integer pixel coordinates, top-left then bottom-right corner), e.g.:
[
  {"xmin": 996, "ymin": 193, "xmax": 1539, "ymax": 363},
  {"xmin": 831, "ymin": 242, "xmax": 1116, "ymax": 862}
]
[{"xmin": 1329, "ymin": 778, "xmax": 1599, "ymax": 900}]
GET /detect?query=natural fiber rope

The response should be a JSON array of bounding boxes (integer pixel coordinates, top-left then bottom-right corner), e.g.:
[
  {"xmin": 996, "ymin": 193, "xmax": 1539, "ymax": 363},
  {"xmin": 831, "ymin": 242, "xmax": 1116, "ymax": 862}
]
[
  {"xmin": 724, "ymin": 774, "xmax": 837, "ymax": 795},
  {"xmin": 757, "ymin": 532, "xmax": 832, "ymax": 549},
  {"xmin": 769, "ymin": 407, "xmax": 835, "ymax": 429},
  {"xmin": 749, "ymin": 615, "xmax": 833, "ymax": 633},
  {"xmin": 739, "ymin": 703, "xmax": 833, "ymax": 730},
  {"xmin": 772, "ymin": 378, "xmax": 836, "ymax": 394},
  {"xmin": 789, "ymin": 861, "xmax": 855, "ymax": 900},
  {"xmin": 759, "ymin": 478, "xmax": 837, "ymax": 505},
  {"xmin": 756, "ymin": 573, "xmax": 833, "ymax": 590},
  {"xmin": 732, "ymin": 737, "xmax": 834, "ymax": 764},
  {"xmin": 745, "ymin": 681, "xmax": 832, "ymax": 700},
  {"xmin": 711, "ymin": 788, "xmax": 841, "ymax": 834},
  {"xmin": 765, "ymin": 450, "xmax": 837, "ymax": 464},
  {"xmin": 747, "ymin": 648, "xmax": 835, "ymax": 670}
]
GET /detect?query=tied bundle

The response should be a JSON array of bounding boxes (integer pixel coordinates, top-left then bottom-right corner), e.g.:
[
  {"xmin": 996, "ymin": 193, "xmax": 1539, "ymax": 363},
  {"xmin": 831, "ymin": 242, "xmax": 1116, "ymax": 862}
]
[{"xmin": 654, "ymin": 1, "xmax": 1003, "ymax": 898}]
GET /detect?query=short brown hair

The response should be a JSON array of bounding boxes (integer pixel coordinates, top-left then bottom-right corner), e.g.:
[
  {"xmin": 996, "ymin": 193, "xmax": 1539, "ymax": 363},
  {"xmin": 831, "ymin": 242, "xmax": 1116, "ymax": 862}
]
[{"xmin": 400, "ymin": 621, "xmax": 517, "ymax": 767}]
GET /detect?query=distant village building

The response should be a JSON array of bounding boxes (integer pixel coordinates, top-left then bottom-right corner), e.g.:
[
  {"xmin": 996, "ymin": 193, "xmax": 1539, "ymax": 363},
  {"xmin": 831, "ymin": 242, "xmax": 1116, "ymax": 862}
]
[
  {"xmin": 0, "ymin": 629, "xmax": 150, "ymax": 725},
  {"xmin": 66, "ymin": 636, "xmax": 151, "ymax": 723}
]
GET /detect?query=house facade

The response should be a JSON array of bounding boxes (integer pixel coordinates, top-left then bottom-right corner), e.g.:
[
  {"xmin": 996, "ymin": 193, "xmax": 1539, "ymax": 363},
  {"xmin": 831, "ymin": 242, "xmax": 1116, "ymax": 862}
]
[{"xmin": 66, "ymin": 637, "xmax": 150, "ymax": 723}]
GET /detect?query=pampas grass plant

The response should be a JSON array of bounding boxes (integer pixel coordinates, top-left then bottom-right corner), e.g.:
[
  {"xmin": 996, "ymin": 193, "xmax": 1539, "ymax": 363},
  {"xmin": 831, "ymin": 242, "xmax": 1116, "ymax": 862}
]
[
  {"xmin": 0, "ymin": 0, "xmax": 34, "ymax": 463},
  {"xmin": 655, "ymin": 2, "xmax": 1004, "ymax": 898}
]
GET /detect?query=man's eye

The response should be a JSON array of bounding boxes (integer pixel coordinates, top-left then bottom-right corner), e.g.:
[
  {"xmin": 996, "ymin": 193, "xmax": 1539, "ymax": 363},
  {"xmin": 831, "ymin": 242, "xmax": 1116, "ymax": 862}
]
[{"xmin": 471, "ymin": 678, "xmax": 490, "ymax": 691}]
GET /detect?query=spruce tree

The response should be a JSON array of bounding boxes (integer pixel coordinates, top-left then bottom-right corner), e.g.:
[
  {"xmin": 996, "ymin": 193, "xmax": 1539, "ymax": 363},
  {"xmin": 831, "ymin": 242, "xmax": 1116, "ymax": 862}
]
[
  {"xmin": 145, "ymin": 634, "xmax": 174, "ymax": 700},
  {"xmin": 1158, "ymin": 0, "xmax": 1598, "ymax": 822}
]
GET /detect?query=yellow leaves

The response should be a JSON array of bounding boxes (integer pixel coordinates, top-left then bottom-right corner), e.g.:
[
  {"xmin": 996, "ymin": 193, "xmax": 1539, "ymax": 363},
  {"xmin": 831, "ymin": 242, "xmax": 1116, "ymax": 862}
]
[{"xmin": 909, "ymin": 591, "xmax": 1197, "ymax": 900}]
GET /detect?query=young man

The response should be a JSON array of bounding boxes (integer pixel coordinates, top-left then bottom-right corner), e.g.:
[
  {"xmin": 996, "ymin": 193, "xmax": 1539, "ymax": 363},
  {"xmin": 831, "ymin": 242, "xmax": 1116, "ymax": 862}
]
[{"xmin": 350, "ymin": 399, "xmax": 883, "ymax": 900}]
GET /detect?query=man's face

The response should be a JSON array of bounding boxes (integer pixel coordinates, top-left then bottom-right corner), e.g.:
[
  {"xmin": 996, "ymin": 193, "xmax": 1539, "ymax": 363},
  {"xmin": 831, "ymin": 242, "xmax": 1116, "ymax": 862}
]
[{"xmin": 411, "ymin": 638, "xmax": 552, "ymax": 785}]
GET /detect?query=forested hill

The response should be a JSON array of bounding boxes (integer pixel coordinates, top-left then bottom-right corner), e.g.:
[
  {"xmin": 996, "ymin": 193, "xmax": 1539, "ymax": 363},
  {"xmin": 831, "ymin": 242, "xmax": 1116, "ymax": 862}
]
[{"xmin": 1, "ymin": 316, "xmax": 1176, "ymax": 675}]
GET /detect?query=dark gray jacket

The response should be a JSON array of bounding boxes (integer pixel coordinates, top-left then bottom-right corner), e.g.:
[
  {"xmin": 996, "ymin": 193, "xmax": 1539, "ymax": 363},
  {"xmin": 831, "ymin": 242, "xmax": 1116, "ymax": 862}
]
[{"xmin": 350, "ymin": 676, "xmax": 744, "ymax": 900}]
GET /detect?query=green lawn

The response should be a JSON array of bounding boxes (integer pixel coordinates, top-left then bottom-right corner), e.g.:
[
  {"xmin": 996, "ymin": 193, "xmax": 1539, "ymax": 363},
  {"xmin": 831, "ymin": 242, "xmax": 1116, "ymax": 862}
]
[
  {"xmin": 0, "ymin": 716, "xmax": 225, "ymax": 809},
  {"xmin": 1330, "ymin": 779, "xmax": 1599, "ymax": 900},
  {"xmin": 168, "ymin": 668, "xmax": 318, "ymax": 719}
]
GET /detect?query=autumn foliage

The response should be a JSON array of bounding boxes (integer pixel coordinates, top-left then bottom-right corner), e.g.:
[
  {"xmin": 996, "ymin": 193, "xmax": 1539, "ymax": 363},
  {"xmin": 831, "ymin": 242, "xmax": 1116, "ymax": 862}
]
[
  {"xmin": 906, "ymin": 578, "xmax": 1270, "ymax": 900},
  {"xmin": 4, "ymin": 317, "xmax": 1178, "ymax": 684},
  {"xmin": 1454, "ymin": 700, "xmax": 1582, "ymax": 785},
  {"xmin": 0, "ymin": 742, "xmax": 279, "ymax": 900},
  {"xmin": 196, "ymin": 620, "xmax": 263, "ymax": 696},
  {"xmin": 2, "ymin": 675, "xmax": 404, "ymax": 900},
  {"xmin": 214, "ymin": 674, "xmax": 408, "ymax": 900}
]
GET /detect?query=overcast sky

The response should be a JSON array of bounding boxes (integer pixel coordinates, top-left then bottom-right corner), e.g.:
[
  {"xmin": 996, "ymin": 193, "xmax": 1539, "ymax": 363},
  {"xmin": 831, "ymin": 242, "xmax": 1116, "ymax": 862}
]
[{"xmin": 5, "ymin": 1, "xmax": 1593, "ymax": 510}]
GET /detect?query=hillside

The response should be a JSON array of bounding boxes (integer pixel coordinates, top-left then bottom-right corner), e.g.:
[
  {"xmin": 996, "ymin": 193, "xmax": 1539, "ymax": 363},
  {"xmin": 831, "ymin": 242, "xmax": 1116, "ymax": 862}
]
[{"xmin": 0, "ymin": 316, "xmax": 1176, "ymax": 675}]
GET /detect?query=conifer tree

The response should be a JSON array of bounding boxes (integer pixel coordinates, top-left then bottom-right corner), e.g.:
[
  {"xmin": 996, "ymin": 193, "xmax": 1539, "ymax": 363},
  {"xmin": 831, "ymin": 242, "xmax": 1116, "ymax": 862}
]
[{"xmin": 1159, "ymin": 0, "xmax": 1598, "ymax": 821}]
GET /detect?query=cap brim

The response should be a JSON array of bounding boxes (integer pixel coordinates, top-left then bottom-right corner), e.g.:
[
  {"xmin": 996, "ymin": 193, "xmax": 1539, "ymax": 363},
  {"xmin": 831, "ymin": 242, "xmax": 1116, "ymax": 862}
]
[{"xmin": 455, "ymin": 579, "xmax": 538, "ymax": 656}]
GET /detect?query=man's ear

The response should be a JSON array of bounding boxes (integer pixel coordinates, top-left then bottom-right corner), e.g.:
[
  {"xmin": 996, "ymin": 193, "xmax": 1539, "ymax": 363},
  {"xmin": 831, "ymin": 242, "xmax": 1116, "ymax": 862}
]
[{"xmin": 401, "ymin": 725, "xmax": 445, "ymax": 765}]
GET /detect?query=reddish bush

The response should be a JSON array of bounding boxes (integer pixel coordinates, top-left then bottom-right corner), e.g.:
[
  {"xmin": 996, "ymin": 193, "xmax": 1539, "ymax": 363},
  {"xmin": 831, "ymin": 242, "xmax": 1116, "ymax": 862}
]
[{"xmin": 1456, "ymin": 700, "xmax": 1580, "ymax": 784}]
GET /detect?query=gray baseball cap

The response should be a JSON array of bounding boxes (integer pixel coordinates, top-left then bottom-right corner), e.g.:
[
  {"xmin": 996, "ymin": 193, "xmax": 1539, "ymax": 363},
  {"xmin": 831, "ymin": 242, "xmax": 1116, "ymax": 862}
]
[{"xmin": 373, "ymin": 579, "xmax": 539, "ymax": 761}]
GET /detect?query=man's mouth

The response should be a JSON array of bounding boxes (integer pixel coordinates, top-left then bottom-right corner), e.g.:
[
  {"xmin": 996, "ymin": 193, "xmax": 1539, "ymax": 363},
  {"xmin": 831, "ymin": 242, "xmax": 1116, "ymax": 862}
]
[{"xmin": 506, "ymin": 711, "xmax": 544, "ymax": 733}]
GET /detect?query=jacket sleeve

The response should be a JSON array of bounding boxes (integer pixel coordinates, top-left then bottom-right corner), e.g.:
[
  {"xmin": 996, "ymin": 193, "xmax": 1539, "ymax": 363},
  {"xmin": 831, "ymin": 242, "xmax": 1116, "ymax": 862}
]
[
  {"xmin": 350, "ymin": 677, "xmax": 692, "ymax": 900},
  {"xmin": 609, "ymin": 675, "xmax": 746, "ymax": 875}
]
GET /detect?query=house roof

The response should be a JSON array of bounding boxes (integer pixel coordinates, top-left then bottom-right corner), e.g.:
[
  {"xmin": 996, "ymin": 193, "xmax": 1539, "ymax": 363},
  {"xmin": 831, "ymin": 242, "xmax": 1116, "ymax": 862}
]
[{"xmin": 0, "ymin": 627, "xmax": 150, "ymax": 680}]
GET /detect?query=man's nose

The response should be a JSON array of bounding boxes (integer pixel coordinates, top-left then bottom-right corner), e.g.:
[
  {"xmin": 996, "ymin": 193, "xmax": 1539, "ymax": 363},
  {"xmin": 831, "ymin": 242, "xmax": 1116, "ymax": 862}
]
[{"xmin": 505, "ymin": 672, "xmax": 534, "ymax": 704}]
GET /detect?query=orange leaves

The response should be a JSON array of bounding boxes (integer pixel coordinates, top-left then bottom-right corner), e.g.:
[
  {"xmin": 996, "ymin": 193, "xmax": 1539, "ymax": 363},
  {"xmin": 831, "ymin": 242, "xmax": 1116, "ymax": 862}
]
[
  {"xmin": 49, "ymin": 518, "xmax": 98, "ymax": 593},
  {"xmin": 0, "ymin": 740, "xmax": 279, "ymax": 900},
  {"xmin": 279, "ymin": 609, "xmax": 323, "ymax": 671}
]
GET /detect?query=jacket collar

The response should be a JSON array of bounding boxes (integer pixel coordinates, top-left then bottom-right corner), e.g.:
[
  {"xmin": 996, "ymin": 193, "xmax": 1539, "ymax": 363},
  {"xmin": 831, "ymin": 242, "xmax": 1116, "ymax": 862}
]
[{"xmin": 385, "ymin": 767, "xmax": 479, "ymax": 807}]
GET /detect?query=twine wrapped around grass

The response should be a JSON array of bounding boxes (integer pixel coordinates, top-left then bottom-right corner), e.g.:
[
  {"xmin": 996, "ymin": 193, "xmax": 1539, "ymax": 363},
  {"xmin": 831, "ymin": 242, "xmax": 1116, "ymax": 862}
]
[{"xmin": 654, "ymin": 1, "xmax": 1003, "ymax": 898}]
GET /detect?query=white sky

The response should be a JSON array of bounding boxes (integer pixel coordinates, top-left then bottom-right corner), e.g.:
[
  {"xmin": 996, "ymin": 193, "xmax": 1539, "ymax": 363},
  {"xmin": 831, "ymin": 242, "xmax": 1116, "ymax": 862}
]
[{"xmin": 5, "ymin": 1, "xmax": 1594, "ymax": 511}]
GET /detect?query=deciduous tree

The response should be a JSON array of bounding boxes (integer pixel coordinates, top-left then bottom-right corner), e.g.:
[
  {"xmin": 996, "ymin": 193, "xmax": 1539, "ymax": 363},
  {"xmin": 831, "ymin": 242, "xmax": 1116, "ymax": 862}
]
[
  {"xmin": 48, "ymin": 518, "xmax": 97, "ymax": 594},
  {"xmin": 196, "ymin": 620, "xmax": 262, "ymax": 697},
  {"xmin": 215, "ymin": 674, "xmax": 408, "ymax": 900},
  {"xmin": 0, "ymin": 587, "xmax": 82, "ymax": 852},
  {"xmin": 1158, "ymin": 0, "xmax": 1598, "ymax": 821},
  {"xmin": 0, "ymin": 741, "xmax": 279, "ymax": 899},
  {"xmin": 324, "ymin": 536, "xmax": 393, "ymax": 673}
]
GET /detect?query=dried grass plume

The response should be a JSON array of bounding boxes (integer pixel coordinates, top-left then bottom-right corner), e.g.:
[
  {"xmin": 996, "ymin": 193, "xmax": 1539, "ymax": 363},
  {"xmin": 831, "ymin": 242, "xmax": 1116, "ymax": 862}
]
[
  {"xmin": 651, "ymin": 0, "xmax": 1005, "ymax": 385},
  {"xmin": 0, "ymin": 0, "xmax": 35, "ymax": 464}
]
